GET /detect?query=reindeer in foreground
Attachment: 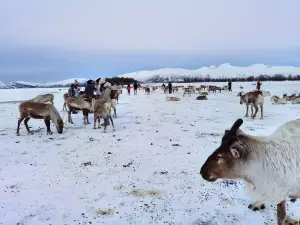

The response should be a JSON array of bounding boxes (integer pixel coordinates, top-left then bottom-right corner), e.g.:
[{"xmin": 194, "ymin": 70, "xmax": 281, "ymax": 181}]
[
  {"xmin": 17, "ymin": 101, "xmax": 63, "ymax": 135},
  {"xmin": 238, "ymin": 91, "xmax": 264, "ymax": 119},
  {"xmin": 30, "ymin": 94, "xmax": 54, "ymax": 104},
  {"xmin": 200, "ymin": 118, "xmax": 300, "ymax": 225}
]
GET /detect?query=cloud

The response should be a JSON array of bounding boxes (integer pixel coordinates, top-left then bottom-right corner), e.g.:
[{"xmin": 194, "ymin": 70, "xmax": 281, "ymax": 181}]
[{"xmin": 0, "ymin": 0, "xmax": 300, "ymax": 81}]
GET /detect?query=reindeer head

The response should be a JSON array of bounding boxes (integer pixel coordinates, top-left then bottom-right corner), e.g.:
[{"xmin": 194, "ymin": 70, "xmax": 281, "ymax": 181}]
[
  {"xmin": 237, "ymin": 92, "xmax": 246, "ymax": 104},
  {"xmin": 200, "ymin": 119, "xmax": 247, "ymax": 182},
  {"xmin": 55, "ymin": 118, "xmax": 64, "ymax": 134}
]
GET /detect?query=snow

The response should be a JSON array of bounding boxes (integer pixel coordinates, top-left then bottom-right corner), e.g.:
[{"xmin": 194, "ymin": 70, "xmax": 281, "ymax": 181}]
[
  {"xmin": 119, "ymin": 63, "xmax": 300, "ymax": 82},
  {"xmin": 1, "ymin": 81, "xmax": 300, "ymax": 225},
  {"xmin": 10, "ymin": 78, "xmax": 88, "ymax": 87}
]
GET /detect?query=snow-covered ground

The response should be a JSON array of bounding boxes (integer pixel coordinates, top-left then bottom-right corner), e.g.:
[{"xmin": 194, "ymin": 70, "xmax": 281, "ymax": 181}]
[{"xmin": 1, "ymin": 81, "xmax": 300, "ymax": 225}]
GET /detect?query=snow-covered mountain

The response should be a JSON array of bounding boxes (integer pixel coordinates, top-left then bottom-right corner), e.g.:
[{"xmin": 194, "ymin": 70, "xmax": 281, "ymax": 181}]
[
  {"xmin": 1, "ymin": 64, "xmax": 300, "ymax": 88},
  {"xmin": 2, "ymin": 78, "xmax": 89, "ymax": 89},
  {"xmin": 118, "ymin": 63, "xmax": 300, "ymax": 82}
]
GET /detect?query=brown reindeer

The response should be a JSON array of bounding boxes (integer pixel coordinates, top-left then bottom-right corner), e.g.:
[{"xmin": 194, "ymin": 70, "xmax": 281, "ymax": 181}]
[
  {"xmin": 17, "ymin": 101, "xmax": 63, "ymax": 135},
  {"xmin": 92, "ymin": 99, "xmax": 114, "ymax": 132},
  {"xmin": 144, "ymin": 87, "xmax": 151, "ymax": 94},
  {"xmin": 196, "ymin": 95, "xmax": 208, "ymax": 100},
  {"xmin": 66, "ymin": 97, "xmax": 94, "ymax": 125},
  {"xmin": 30, "ymin": 94, "xmax": 54, "ymax": 104},
  {"xmin": 238, "ymin": 91, "xmax": 264, "ymax": 119}
]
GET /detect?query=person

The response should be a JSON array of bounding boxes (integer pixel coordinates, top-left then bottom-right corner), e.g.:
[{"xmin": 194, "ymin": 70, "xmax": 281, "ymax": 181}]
[
  {"xmin": 68, "ymin": 84, "xmax": 75, "ymax": 97},
  {"xmin": 96, "ymin": 78, "xmax": 106, "ymax": 97},
  {"xmin": 162, "ymin": 83, "xmax": 166, "ymax": 93},
  {"xmin": 73, "ymin": 79, "xmax": 80, "ymax": 97},
  {"xmin": 228, "ymin": 80, "xmax": 232, "ymax": 92},
  {"xmin": 256, "ymin": 80, "xmax": 262, "ymax": 90},
  {"xmin": 127, "ymin": 84, "xmax": 131, "ymax": 95},
  {"xmin": 133, "ymin": 81, "xmax": 138, "ymax": 95},
  {"xmin": 85, "ymin": 79, "xmax": 96, "ymax": 97},
  {"xmin": 168, "ymin": 82, "xmax": 172, "ymax": 94}
]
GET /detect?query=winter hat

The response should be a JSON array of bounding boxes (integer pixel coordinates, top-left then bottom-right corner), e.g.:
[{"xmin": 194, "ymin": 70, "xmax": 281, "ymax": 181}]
[
  {"xmin": 99, "ymin": 78, "xmax": 106, "ymax": 84},
  {"xmin": 104, "ymin": 82, "xmax": 111, "ymax": 87}
]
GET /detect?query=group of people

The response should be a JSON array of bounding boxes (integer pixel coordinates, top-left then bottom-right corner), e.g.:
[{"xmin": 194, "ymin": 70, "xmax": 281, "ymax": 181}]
[
  {"xmin": 227, "ymin": 80, "xmax": 262, "ymax": 91},
  {"xmin": 126, "ymin": 81, "xmax": 139, "ymax": 95},
  {"xmin": 162, "ymin": 82, "xmax": 173, "ymax": 94}
]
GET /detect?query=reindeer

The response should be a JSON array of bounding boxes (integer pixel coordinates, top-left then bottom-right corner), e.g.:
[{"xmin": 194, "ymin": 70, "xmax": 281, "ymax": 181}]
[
  {"xmin": 238, "ymin": 91, "xmax": 264, "ymax": 119},
  {"xmin": 145, "ymin": 87, "xmax": 151, "ymax": 95},
  {"xmin": 30, "ymin": 94, "xmax": 54, "ymax": 104},
  {"xmin": 66, "ymin": 97, "xmax": 94, "ymax": 125},
  {"xmin": 16, "ymin": 101, "xmax": 63, "ymax": 135},
  {"xmin": 92, "ymin": 99, "xmax": 115, "ymax": 132}
]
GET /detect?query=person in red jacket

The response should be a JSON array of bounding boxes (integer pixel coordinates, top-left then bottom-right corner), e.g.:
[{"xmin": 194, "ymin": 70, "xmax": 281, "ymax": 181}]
[
  {"xmin": 256, "ymin": 80, "xmax": 262, "ymax": 90},
  {"xmin": 127, "ymin": 84, "xmax": 131, "ymax": 95}
]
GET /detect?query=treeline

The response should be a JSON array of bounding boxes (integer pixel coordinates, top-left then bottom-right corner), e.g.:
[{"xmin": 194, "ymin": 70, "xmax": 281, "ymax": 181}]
[
  {"xmin": 103, "ymin": 77, "xmax": 137, "ymax": 85},
  {"xmin": 181, "ymin": 74, "xmax": 300, "ymax": 83}
]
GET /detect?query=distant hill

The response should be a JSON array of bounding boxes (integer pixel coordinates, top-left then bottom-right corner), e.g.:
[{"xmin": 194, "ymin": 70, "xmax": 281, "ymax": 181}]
[
  {"xmin": 118, "ymin": 63, "xmax": 300, "ymax": 82},
  {"xmin": 2, "ymin": 63, "xmax": 300, "ymax": 88}
]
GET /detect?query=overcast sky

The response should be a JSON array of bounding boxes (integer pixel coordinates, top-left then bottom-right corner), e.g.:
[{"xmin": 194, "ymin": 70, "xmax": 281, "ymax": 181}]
[{"xmin": 1, "ymin": 0, "xmax": 300, "ymax": 82}]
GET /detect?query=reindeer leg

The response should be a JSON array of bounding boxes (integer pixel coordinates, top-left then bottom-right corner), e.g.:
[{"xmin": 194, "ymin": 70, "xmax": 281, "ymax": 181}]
[
  {"xmin": 245, "ymin": 105, "xmax": 249, "ymax": 117},
  {"xmin": 260, "ymin": 104, "xmax": 264, "ymax": 119},
  {"xmin": 98, "ymin": 117, "xmax": 101, "ymax": 128},
  {"xmin": 252, "ymin": 105, "xmax": 259, "ymax": 119},
  {"xmin": 93, "ymin": 114, "xmax": 97, "ymax": 129},
  {"xmin": 103, "ymin": 118, "xmax": 108, "ymax": 133},
  {"xmin": 114, "ymin": 108, "xmax": 117, "ymax": 118},
  {"xmin": 16, "ymin": 116, "xmax": 26, "ymax": 136},
  {"xmin": 44, "ymin": 119, "xmax": 52, "ymax": 135},
  {"xmin": 109, "ymin": 116, "xmax": 115, "ymax": 130},
  {"xmin": 86, "ymin": 112, "xmax": 90, "ymax": 124},
  {"xmin": 83, "ymin": 110, "xmax": 87, "ymax": 125},
  {"xmin": 24, "ymin": 117, "xmax": 32, "ymax": 134},
  {"xmin": 68, "ymin": 109, "xmax": 74, "ymax": 124},
  {"xmin": 277, "ymin": 200, "xmax": 287, "ymax": 225},
  {"xmin": 250, "ymin": 105, "xmax": 253, "ymax": 117}
]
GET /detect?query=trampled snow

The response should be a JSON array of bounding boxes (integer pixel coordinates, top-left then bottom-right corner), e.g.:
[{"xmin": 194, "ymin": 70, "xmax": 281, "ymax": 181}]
[{"xmin": 1, "ymin": 81, "xmax": 300, "ymax": 225}]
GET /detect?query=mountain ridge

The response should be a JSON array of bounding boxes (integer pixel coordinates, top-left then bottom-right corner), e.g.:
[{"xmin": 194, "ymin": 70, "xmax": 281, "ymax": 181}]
[{"xmin": 1, "ymin": 64, "xmax": 300, "ymax": 88}]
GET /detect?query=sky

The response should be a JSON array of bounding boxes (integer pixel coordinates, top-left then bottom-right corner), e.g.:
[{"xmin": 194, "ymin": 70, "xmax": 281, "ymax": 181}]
[{"xmin": 0, "ymin": 0, "xmax": 300, "ymax": 82}]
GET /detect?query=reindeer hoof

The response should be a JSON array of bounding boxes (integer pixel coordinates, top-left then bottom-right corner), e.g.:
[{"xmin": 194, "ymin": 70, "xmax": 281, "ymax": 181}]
[
  {"xmin": 291, "ymin": 198, "xmax": 297, "ymax": 203},
  {"xmin": 16, "ymin": 133, "xmax": 20, "ymax": 136},
  {"xmin": 103, "ymin": 130, "xmax": 107, "ymax": 133},
  {"xmin": 244, "ymin": 115, "xmax": 248, "ymax": 117},
  {"xmin": 248, "ymin": 203, "xmax": 265, "ymax": 211},
  {"xmin": 93, "ymin": 127, "xmax": 96, "ymax": 129}
]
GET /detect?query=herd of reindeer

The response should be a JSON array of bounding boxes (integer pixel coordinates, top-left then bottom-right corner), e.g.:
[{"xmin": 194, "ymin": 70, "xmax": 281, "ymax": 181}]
[
  {"xmin": 12, "ymin": 81, "xmax": 300, "ymax": 224},
  {"xmin": 15, "ymin": 82, "xmax": 300, "ymax": 136}
]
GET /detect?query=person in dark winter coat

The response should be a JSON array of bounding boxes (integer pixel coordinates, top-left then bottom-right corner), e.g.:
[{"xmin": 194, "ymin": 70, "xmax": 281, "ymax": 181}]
[
  {"xmin": 168, "ymin": 82, "xmax": 172, "ymax": 94},
  {"xmin": 256, "ymin": 80, "xmax": 262, "ymax": 90},
  {"xmin": 133, "ymin": 81, "xmax": 138, "ymax": 95},
  {"xmin": 228, "ymin": 80, "xmax": 232, "ymax": 92},
  {"xmin": 85, "ymin": 80, "xmax": 96, "ymax": 97},
  {"xmin": 68, "ymin": 84, "xmax": 75, "ymax": 97}
]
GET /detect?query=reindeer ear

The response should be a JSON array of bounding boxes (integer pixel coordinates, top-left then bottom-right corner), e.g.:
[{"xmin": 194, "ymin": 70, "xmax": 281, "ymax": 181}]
[
  {"xmin": 230, "ymin": 148, "xmax": 241, "ymax": 158},
  {"xmin": 229, "ymin": 139, "xmax": 246, "ymax": 159}
]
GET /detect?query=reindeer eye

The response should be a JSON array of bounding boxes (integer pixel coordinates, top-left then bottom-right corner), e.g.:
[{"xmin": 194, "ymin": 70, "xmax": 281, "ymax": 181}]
[{"xmin": 217, "ymin": 154, "xmax": 223, "ymax": 159}]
